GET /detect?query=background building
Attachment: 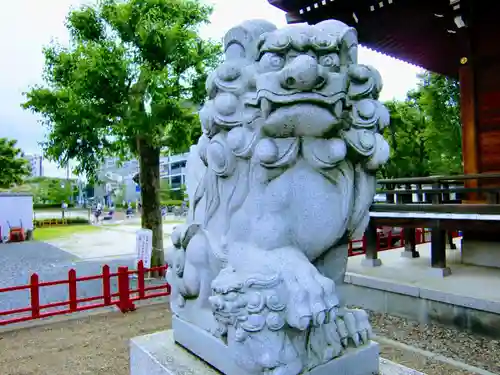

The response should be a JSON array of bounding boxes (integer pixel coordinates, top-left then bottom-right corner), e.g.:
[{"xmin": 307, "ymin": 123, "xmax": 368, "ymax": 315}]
[
  {"xmin": 24, "ymin": 154, "xmax": 43, "ymax": 177},
  {"xmin": 94, "ymin": 152, "xmax": 189, "ymax": 203}
]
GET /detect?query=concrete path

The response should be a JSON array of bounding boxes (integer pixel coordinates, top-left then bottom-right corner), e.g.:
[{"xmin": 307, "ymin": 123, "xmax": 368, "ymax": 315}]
[{"xmin": 46, "ymin": 222, "xmax": 182, "ymax": 260}]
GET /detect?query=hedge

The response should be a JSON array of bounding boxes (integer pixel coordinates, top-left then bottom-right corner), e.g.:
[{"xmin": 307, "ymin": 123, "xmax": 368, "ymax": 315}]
[
  {"xmin": 116, "ymin": 200, "xmax": 185, "ymax": 208},
  {"xmin": 33, "ymin": 217, "xmax": 89, "ymax": 227},
  {"xmin": 161, "ymin": 200, "xmax": 185, "ymax": 207},
  {"xmin": 34, "ymin": 203, "xmax": 75, "ymax": 209}
]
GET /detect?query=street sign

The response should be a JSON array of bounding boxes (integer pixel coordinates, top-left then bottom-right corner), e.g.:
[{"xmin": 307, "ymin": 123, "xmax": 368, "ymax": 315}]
[
  {"xmin": 136, "ymin": 229, "xmax": 153, "ymax": 268},
  {"xmin": 135, "ymin": 184, "xmax": 140, "ymax": 193}
]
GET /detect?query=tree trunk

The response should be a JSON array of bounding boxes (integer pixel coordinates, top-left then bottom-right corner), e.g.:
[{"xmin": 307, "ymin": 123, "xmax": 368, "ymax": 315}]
[{"xmin": 137, "ymin": 138, "xmax": 164, "ymax": 271}]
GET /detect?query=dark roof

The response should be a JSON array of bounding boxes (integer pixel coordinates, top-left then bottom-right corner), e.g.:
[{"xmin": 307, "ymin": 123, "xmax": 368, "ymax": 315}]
[{"xmin": 268, "ymin": 0, "xmax": 476, "ymax": 77}]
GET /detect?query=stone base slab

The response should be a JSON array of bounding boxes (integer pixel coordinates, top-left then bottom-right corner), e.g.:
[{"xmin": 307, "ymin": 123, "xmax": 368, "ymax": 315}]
[
  {"xmin": 427, "ymin": 267, "xmax": 452, "ymax": 278},
  {"xmin": 400, "ymin": 251, "xmax": 420, "ymax": 259},
  {"xmin": 361, "ymin": 258, "xmax": 383, "ymax": 267},
  {"xmin": 173, "ymin": 316, "xmax": 379, "ymax": 375},
  {"xmin": 130, "ymin": 320, "xmax": 425, "ymax": 375}
]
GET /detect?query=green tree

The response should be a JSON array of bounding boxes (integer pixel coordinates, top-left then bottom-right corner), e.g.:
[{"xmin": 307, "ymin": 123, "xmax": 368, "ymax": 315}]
[
  {"xmin": 0, "ymin": 138, "xmax": 30, "ymax": 188},
  {"xmin": 159, "ymin": 179, "xmax": 173, "ymax": 201},
  {"xmin": 415, "ymin": 72, "xmax": 462, "ymax": 175},
  {"xmin": 22, "ymin": 0, "xmax": 221, "ymax": 267},
  {"xmin": 379, "ymin": 100, "xmax": 430, "ymax": 179},
  {"xmin": 27, "ymin": 177, "xmax": 73, "ymax": 204},
  {"xmin": 380, "ymin": 72, "xmax": 462, "ymax": 179}
]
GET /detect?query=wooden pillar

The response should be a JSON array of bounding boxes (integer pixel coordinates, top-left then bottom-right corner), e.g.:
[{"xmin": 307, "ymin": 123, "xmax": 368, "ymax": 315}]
[
  {"xmin": 431, "ymin": 226, "xmax": 448, "ymax": 269},
  {"xmin": 402, "ymin": 228, "xmax": 419, "ymax": 258},
  {"xmin": 459, "ymin": 61, "xmax": 480, "ymax": 201},
  {"xmin": 361, "ymin": 219, "xmax": 382, "ymax": 267},
  {"xmin": 400, "ymin": 184, "xmax": 420, "ymax": 258},
  {"xmin": 448, "ymin": 231, "xmax": 457, "ymax": 250},
  {"xmin": 429, "ymin": 187, "xmax": 451, "ymax": 276}
]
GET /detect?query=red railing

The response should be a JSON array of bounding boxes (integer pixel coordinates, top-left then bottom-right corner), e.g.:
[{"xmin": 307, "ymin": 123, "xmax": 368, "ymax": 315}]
[
  {"xmin": 348, "ymin": 228, "xmax": 460, "ymax": 256},
  {"xmin": 0, "ymin": 228, "xmax": 461, "ymax": 326},
  {"xmin": 0, "ymin": 261, "xmax": 170, "ymax": 326}
]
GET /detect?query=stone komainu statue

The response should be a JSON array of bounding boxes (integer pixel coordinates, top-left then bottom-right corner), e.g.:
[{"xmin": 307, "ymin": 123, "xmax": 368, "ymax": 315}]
[{"xmin": 167, "ymin": 19, "xmax": 390, "ymax": 375}]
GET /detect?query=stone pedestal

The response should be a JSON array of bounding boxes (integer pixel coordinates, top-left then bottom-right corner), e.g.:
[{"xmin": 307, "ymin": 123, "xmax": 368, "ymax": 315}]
[{"xmin": 130, "ymin": 327, "xmax": 425, "ymax": 375}]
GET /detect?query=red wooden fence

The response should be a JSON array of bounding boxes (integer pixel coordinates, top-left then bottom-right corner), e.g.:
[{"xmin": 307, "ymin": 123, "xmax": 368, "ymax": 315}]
[
  {"xmin": 0, "ymin": 228, "xmax": 461, "ymax": 327},
  {"xmin": 0, "ymin": 261, "xmax": 170, "ymax": 326}
]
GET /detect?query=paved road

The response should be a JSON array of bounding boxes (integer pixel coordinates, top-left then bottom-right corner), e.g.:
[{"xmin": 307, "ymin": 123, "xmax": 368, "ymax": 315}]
[{"xmin": 0, "ymin": 241, "xmax": 149, "ymax": 323}]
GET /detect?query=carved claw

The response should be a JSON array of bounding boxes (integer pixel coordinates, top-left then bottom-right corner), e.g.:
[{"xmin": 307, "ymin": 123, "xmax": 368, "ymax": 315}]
[
  {"xmin": 335, "ymin": 316, "xmax": 349, "ymax": 348},
  {"xmin": 338, "ymin": 307, "xmax": 372, "ymax": 347},
  {"xmin": 307, "ymin": 307, "xmax": 373, "ymax": 365},
  {"xmin": 284, "ymin": 265, "xmax": 339, "ymax": 330}
]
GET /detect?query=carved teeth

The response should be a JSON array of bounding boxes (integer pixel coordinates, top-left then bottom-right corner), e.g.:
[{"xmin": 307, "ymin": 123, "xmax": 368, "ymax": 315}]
[{"xmin": 261, "ymin": 98, "xmax": 271, "ymax": 119}]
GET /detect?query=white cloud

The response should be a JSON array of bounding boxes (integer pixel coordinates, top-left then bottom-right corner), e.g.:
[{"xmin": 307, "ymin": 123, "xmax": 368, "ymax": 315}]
[{"xmin": 0, "ymin": 0, "xmax": 420, "ymax": 178}]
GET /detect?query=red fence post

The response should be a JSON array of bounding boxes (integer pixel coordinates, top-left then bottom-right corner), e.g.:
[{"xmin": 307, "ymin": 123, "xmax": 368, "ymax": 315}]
[
  {"xmin": 102, "ymin": 265, "xmax": 111, "ymax": 306},
  {"xmin": 117, "ymin": 266, "xmax": 134, "ymax": 313},
  {"xmin": 165, "ymin": 264, "xmax": 171, "ymax": 294},
  {"xmin": 137, "ymin": 260, "xmax": 145, "ymax": 299},
  {"xmin": 362, "ymin": 235, "xmax": 367, "ymax": 255},
  {"xmin": 30, "ymin": 273, "xmax": 40, "ymax": 318},
  {"xmin": 68, "ymin": 269, "xmax": 78, "ymax": 311}
]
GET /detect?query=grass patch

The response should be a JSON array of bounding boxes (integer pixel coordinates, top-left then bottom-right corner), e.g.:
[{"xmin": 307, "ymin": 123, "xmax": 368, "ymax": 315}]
[
  {"xmin": 34, "ymin": 225, "xmax": 102, "ymax": 241},
  {"xmin": 163, "ymin": 220, "xmax": 185, "ymax": 224}
]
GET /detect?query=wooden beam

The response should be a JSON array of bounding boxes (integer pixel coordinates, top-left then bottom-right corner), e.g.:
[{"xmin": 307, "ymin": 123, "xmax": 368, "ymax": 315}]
[{"xmin": 285, "ymin": 11, "xmax": 304, "ymax": 24}]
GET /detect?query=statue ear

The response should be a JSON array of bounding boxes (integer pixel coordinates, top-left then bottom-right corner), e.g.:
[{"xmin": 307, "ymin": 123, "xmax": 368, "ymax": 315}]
[
  {"xmin": 223, "ymin": 20, "xmax": 277, "ymax": 62},
  {"xmin": 339, "ymin": 27, "xmax": 358, "ymax": 67},
  {"xmin": 314, "ymin": 20, "xmax": 359, "ymax": 68}
]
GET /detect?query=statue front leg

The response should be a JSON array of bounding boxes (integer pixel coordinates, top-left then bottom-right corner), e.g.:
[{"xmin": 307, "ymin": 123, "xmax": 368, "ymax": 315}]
[
  {"xmin": 214, "ymin": 244, "xmax": 350, "ymax": 374},
  {"xmin": 166, "ymin": 223, "xmax": 222, "ymax": 332}
]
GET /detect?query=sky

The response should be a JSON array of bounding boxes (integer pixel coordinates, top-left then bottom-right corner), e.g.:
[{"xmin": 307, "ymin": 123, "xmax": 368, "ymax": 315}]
[{"xmin": 0, "ymin": 0, "xmax": 421, "ymax": 178}]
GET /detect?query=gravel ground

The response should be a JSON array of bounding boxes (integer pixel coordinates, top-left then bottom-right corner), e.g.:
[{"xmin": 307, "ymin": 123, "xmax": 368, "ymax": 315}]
[
  {"xmin": 0, "ymin": 304, "xmax": 493, "ymax": 375},
  {"xmin": 370, "ymin": 311, "xmax": 500, "ymax": 374},
  {"xmin": 0, "ymin": 242, "xmax": 497, "ymax": 374},
  {"xmin": 0, "ymin": 302, "xmax": 171, "ymax": 375},
  {"xmin": 378, "ymin": 342, "xmax": 472, "ymax": 375},
  {"xmin": 0, "ymin": 242, "xmax": 146, "ymax": 323}
]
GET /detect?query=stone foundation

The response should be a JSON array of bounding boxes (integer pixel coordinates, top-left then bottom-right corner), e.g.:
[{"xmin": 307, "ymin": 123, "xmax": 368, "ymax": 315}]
[
  {"xmin": 130, "ymin": 318, "xmax": 425, "ymax": 375},
  {"xmin": 461, "ymin": 239, "xmax": 500, "ymax": 269}
]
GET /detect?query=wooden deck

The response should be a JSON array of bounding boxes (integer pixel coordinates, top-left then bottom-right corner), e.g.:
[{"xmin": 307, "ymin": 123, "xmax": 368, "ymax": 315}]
[
  {"xmin": 347, "ymin": 239, "xmax": 500, "ymax": 311},
  {"xmin": 344, "ymin": 239, "xmax": 500, "ymax": 336}
]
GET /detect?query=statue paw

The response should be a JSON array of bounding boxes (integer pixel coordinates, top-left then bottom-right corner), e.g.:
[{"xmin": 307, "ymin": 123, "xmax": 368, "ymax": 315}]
[
  {"xmin": 283, "ymin": 264, "xmax": 339, "ymax": 330},
  {"xmin": 335, "ymin": 307, "xmax": 372, "ymax": 348},
  {"xmin": 307, "ymin": 307, "xmax": 373, "ymax": 366}
]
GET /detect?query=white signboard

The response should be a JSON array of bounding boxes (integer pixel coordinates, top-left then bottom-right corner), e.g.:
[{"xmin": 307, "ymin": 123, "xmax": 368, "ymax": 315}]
[{"xmin": 136, "ymin": 229, "xmax": 153, "ymax": 268}]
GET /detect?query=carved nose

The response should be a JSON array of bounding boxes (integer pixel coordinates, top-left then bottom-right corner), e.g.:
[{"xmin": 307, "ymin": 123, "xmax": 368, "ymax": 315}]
[{"xmin": 280, "ymin": 55, "xmax": 324, "ymax": 91}]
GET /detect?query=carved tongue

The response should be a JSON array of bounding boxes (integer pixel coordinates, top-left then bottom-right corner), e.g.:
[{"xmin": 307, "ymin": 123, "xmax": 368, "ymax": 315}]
[{"xmin": 260, "ymin": 98, "xmax": 271, "ymax": 119}]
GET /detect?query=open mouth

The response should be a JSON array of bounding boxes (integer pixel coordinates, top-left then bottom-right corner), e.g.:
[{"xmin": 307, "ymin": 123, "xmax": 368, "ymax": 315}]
[{"xmin": 257, "ymin": 90, "xmax": 346, "ymax": 119}]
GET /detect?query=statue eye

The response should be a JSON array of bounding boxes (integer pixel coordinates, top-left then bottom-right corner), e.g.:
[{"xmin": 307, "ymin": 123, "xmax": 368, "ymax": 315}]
[
  {"xmin": 259, "ymin": 52, "xmax": 285, "ymax": 70},
  {"xmin": 319, "ymin": 54, "xmax": 339, "ymax": 69}
]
